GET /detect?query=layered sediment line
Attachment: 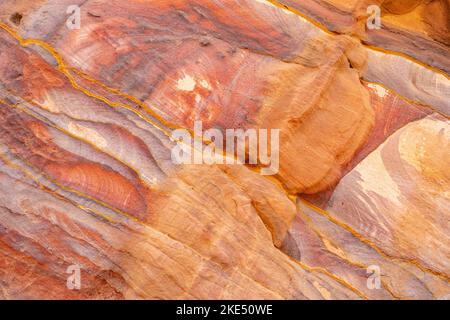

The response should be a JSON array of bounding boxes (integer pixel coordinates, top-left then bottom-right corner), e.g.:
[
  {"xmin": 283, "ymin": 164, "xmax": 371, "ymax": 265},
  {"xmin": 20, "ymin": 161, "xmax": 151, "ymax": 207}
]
[{"xmin": 0, "ymin": 0, "xmax": 448, "ymax": 299}]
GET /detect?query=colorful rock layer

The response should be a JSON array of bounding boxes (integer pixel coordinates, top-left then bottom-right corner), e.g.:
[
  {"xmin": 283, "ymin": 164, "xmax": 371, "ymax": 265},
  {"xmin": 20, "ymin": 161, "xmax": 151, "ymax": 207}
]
[{"xmin": 0, "ymin": 0, "xmax": 448, "ymax": 299}]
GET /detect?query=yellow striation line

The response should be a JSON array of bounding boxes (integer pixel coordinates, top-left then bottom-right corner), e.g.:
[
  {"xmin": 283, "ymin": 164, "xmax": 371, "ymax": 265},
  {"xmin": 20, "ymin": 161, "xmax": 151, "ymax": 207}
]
[
  {"xmin": 0, "ymin": 22, "xmax": 217, "ymax": 157},
  {"xmin": 264, "ymin": 0, "xmax": 339, "ymax": 36},
  {"xmin": 0, "ymin": 22, "xmax": 210, "ymax": 146},
  {"xmin": 0, "ymin": 22, "xmax": 179, "ymax": 141},
  {"xmin": 0, "ymin": 104, "xmax": 369, "ymax": 300},
  {"xmin": 66, "ymin": 67, "xmax": 177, "ymax": 127},
  {"xmin": 67, "ymin": 66, "xmax": 213, "ymax": 144},
  {"xmin": 0, "ymin": 23, "xmax": 214, "ymax": 170},
  {"xmin": 0, "ymin": 145, "xmax": 307, "ymax": 299},
  {"xmin": 299, "ymin": 208, "xmax": 402, "ymax": 299},
  {"xmin": 286, "ymin": 254, "xmax": 369, "ymax": 300},
  {"xmin": 298, "ymin": 197, "xmax": 450, "ymax": 283},
  {"xmin": 0, "ymin": 140, "xmax": 145, "ymax": 227},
  {"xmin": 0, "ymin": 23, "xmax": 370, "ymax": 296},
  {"xmin": 2, "ymin": 16, "xmax": 447, "ymax": 292},
  {"xmin": 18, "ymin": 158, "xmax": 148, "ymax": 226},
  {"xmin": 0, "ymin": 101, "xmax": 149, "ymax": 225},
  {"xmin": 264, "ymin": 0, "xmax": 450, "ymax": 80}
]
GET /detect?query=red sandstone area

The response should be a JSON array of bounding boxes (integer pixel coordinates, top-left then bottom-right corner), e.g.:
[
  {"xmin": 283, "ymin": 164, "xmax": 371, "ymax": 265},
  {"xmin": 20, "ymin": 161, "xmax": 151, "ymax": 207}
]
[{"xmin": 0, "ymin": 0, "xmax": 448, "ymax": 300}]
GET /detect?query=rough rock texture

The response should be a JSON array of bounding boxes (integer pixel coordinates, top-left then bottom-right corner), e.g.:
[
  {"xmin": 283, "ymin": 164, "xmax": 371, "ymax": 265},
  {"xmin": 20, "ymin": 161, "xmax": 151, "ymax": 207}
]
[
  {"xmin": 327, "ymin": 115, "xmax": 450, "ymax": 278},
  {"xmin": 275, "ymin": 0, "xmax": 450, "ymax": 74},
  {"xmin": 0, "ymin": 0, "xmax": 449, "ymax": 299}
]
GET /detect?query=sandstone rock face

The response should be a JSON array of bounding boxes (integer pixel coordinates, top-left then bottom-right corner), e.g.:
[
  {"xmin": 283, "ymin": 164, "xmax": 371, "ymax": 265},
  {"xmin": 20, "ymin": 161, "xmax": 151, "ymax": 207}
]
[
  {"xmin": 275, "ymin": 0, "xmax": 450, "ymax": 74},
  {"xmin": 327, "ymin": 115, "xmax": 450, "ymax": 278},
  {"xmin": 0, "ymin": 0, "xmax": 448, "ymax": 299}
]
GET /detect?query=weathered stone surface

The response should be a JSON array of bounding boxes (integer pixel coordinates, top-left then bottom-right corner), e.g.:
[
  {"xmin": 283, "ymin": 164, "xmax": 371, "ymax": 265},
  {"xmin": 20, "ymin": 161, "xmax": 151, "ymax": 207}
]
[
  {"xmin": 291, "ymin": 114, "xmax": 450, "ymax": 300},
  {"xmin": 275, "ymin": 0, "xmax": 450, "ymax": 74},
  {"xmin": 0, "ymin": 0, "xmax": 377, "ymax": 193},
  {"xmin": 0, "ymin": 0, "xmax": 448, "ymax": 300},
  {"xmin": 327, "ymin": 115, "xmax": 450, "ymax": 279}
]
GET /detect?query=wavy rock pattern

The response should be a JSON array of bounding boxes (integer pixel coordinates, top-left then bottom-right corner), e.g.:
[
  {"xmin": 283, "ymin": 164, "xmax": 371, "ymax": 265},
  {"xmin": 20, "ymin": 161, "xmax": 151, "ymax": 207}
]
[
  {"xmin": 274, "ymin": 0, "xmax": 450, "ymax": 74},
  {"xmin": 0, "ymin": 0, "xmax": 448, "ymax": 299}
]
